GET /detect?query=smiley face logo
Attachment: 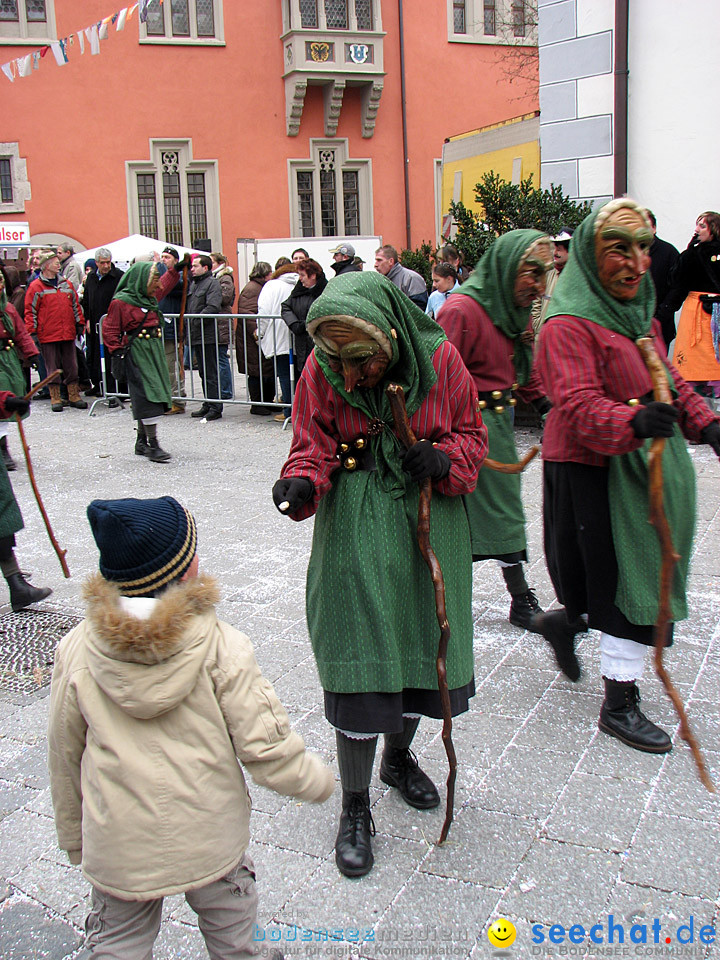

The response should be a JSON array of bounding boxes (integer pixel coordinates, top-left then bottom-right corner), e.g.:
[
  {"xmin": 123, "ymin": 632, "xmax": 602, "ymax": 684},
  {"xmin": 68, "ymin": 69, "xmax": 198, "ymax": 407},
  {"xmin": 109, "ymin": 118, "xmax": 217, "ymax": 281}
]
[{"xmin": 487, "ymin": 918, "xmax": 517, "ymax": 948}]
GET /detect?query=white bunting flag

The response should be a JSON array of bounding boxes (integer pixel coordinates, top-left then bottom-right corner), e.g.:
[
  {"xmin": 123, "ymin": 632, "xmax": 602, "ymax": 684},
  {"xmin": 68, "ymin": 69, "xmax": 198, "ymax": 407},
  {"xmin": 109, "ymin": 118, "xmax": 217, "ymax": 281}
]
[
  {"xmin": 16, "ymin": 54, "xmax": 32, "ymax": 77},
  {"xmin": 85, "ymin": 24, "xmax": 100, "ymax": 55},
  {"xmin": 1, "ymin": 62, "xmax": 15, "ymax": 82},
  {"xmin": 116, "ymin": 8, "xmax": 128, "ymax": 31}
]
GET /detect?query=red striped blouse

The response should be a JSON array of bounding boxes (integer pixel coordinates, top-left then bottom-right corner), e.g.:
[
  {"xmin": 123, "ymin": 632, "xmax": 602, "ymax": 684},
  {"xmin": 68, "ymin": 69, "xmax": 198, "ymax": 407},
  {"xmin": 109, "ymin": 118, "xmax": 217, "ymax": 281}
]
[
  {"xmin": 537, "ymin": 315, "xmax": 717, "ymax": 465},
  {"xmin": 281, "ymin": 339, "xmax": 488, "ymax": 520}
]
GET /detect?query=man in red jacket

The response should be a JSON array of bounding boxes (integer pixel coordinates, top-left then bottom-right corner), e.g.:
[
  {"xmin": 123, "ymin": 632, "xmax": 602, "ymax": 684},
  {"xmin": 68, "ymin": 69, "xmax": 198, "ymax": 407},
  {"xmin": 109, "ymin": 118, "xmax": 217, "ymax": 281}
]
[{"xmin": 24, "ymin": 251, "xmax": 86, "ymax": 412}]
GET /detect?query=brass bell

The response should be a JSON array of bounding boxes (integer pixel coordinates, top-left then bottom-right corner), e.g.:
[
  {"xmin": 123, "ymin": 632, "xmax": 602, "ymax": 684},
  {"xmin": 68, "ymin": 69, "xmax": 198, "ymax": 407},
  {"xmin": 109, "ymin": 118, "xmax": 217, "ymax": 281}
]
[
  {"xmin": 478, "ymin": 400, "xmax": 487, "ymax": 410},
  {"xmin": 494, "ymin": 404, "xmax": 505, "ymax": 413},
  {"xmin": 355, "ymin": 438, "xmax": 366, "ymax": 450},
  {"xmin": 508, "ymin": 397, "xmax": 517, "ymax": 407},
  {"xmin": 390, "ymin": 328, "xmax": 397, "ymax": 339},
  {"xmin": 344, "ymin": 457, "xmax": 357, "ymax": 471},
  {"xmin": 340, "ymin": 443, "xmax": 349, "ymax": 453},
  {"xmin": 628, "ymin": 398, "xmax": 640, "ymax": 406},
  {"xmin": 512, "ymin": 382, "xmax": 519, "ymax": 390},
  {"xmin": 491, "ymin": 390, "xmax": 502, "ymax": 400}
]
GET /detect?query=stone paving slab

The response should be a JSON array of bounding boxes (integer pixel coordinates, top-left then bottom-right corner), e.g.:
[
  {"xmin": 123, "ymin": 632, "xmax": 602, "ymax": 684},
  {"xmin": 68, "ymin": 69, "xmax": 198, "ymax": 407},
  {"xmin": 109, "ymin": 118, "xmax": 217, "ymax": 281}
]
[{"xmin": 0, "ymin": 398, "xmax": 718, "ymax": 959}]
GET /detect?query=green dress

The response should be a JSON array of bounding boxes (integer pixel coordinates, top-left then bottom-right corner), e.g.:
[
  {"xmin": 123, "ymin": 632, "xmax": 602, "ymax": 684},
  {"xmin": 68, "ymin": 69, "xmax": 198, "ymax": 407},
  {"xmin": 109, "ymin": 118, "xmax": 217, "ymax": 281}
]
[{"xmin": 284, "ymin": 273, "xmax": 483, "ymax": 732}]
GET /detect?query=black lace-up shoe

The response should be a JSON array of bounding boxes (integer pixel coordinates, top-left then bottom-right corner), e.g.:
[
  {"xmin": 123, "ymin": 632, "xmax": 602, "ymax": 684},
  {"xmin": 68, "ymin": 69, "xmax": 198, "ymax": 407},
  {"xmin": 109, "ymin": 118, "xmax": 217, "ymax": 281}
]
[
  {"xmin": 509, "ymin": 589, "xmax": 543, "ymax": 631},
  {"xmin": 379, "ymin": 748, "xmax": 440, "ymax": 809},
  {"xmin": 536, "ymin": 609, "xmax": 584, "ymax": 681},
  {"xmin": 335, "ymin": 790, "xmax": 375, "ymax": 877},
  {"xmin": 599, "ymin": 678, "xmax": 672, "ymax": 753}
]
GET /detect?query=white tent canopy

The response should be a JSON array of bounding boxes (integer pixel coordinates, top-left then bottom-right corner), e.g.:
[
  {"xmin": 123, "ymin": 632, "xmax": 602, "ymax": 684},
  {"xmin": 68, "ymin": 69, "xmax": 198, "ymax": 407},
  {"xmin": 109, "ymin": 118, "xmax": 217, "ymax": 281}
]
[{"xmin": 72, "ymin": 234, "xmax": 208, "ymax": 272}]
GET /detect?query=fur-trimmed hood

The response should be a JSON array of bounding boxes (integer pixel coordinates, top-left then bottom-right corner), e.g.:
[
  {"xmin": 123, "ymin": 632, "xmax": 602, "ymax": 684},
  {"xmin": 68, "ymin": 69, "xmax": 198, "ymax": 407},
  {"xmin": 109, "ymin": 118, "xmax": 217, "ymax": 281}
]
[{"xmin": 81, "ymin": 573, "xmax": 220, "ymax": 719}]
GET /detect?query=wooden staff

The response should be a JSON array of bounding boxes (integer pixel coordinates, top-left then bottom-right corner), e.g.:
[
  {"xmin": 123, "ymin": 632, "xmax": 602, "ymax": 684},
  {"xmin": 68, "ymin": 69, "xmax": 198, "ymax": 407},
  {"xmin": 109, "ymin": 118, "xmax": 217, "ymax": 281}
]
[
  {"xmin": 13, "ymin": 370, "xmax": 70, "ymax": 578},
  {"xmin": 485, "ymin": 446, "xmax": 539, "ymax": 474},
  {"xmin": 386, "ymin": 383, "xmax": 457, "ymax": 844},
  {"xmin": 636, "ymin": 337, "xmax": 714, "ymax": 792}
]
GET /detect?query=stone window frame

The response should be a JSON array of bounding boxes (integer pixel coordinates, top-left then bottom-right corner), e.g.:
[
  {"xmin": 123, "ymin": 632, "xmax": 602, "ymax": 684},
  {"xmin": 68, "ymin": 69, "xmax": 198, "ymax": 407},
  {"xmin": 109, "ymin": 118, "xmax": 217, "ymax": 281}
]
[
  {"xmin": 139, "ymin": 0, "xmax": 225, "ymax": 46},
  {"xmin": 0, "ymin": 143, "xmax": 31, "ymax": 214},
  {"xmin": 0, "ymin": 0, "xmax": 56, "ymax": 44},
  {"xmin": 125, "ymin": 138, "xmax": 222, "ymax": 249},
  {"xmin": 288, "ymin": 138, "xmax": 373, "ymax": 238},
  {"xmin": 447, "ymin": 0, "xmax": 536, "ymax": 46}
]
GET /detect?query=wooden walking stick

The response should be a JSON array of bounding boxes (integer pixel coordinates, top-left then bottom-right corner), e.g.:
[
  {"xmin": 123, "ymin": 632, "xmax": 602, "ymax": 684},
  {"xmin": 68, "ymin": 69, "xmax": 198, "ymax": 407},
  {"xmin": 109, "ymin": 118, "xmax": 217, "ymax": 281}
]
[
  {"xmin": 13, "ymin": 370, "xmax": 70, "ymax": 578},
  {"xmin": 636, "ymin": 337, "xmax": 714, "ymax": 792},
  {"xmin": 484, "ymin": 446, "xmax": 539, "ymax": 474},
  {"xmin": 386, "ymin": 383, "xmax": 457, "ymax": 844}
]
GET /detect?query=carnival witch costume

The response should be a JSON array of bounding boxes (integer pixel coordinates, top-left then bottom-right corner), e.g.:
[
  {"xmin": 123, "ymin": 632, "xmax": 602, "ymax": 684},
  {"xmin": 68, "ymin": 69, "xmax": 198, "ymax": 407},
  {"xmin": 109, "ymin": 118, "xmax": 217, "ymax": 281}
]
[
  {"xmin": 104, "ymin": 261, "xmax": 180, "ymax": 462},
  {"xmin": 273, "ymin": 272, "xmax": 486, "ymax": 877},
  {"xmin": 537, "ymin": 198, "xmax": 720, "ymax": 752},
  {"xmin": 438, "ymin": 230, "xmax": 557, "ymax": 634}
]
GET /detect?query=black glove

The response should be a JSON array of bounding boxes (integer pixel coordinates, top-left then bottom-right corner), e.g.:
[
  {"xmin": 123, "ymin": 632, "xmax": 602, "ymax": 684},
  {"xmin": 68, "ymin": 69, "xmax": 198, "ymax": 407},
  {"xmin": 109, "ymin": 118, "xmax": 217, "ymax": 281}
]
[
  {"xmin": 701, "ymin": 421, "xmax": 720, "ymax": 457},
  {"xmin": 631, "ymin": 401, "xmax": 679, "ymax": 438},
  {"xmin": 533, "ymin": 396, "xmax": 552, "ymax": 418},
  {"xmin": 272, "ymin": 477, "xmax": 314, "ymax": 514},
  {"xmin": 5, "ymin": 395, "xmax": 30, "ymax": 416},
  {"xmin": 401, "ymin": 440, "xmax": 451, "ymax": 482}
]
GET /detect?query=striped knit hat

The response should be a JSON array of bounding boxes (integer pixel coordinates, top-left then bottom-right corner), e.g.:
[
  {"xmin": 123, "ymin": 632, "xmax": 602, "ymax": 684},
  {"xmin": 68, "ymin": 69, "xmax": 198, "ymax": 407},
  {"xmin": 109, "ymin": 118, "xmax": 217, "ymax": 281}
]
[{"xmin": 87, "ymin": 497, "xmax": 197, "ymax": 596}]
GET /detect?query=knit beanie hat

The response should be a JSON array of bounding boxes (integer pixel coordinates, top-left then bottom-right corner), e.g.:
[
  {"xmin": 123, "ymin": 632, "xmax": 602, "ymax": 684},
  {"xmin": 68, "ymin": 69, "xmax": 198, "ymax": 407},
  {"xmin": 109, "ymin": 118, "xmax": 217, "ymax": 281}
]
[{"xmin": 87, "ymin": 496, "xmax": 197, "ymax": 596}]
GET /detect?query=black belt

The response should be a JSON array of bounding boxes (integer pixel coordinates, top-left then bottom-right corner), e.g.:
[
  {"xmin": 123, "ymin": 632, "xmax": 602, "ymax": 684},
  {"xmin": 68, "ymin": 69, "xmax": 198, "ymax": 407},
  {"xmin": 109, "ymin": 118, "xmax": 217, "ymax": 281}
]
[
  {"xmin": 336, "ymin": 436, "xmax": 376, "ymax": 472},
  {"xmin": 478, "ymin": 384, "xmax": 518, "ymax": 413}
]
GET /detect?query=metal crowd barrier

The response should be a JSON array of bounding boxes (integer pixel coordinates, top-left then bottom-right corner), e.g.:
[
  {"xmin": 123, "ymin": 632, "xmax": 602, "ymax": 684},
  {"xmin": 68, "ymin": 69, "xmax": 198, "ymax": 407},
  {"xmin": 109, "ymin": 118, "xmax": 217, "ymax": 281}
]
[{"xmin": 89, "ymin": 314, "xmax": 298, "ymax": 430}]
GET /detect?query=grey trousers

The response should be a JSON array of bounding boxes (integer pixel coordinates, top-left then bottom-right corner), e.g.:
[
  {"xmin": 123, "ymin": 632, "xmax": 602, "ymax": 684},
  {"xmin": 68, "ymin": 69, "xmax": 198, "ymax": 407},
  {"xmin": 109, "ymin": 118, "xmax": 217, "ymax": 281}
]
[
  {"xmin": 163, "ymin": 339, "xmax": 186, "ymax": 405},
  {"xmin": 82, "ymin": 855, "xmax": 269, "ymax": 960}
]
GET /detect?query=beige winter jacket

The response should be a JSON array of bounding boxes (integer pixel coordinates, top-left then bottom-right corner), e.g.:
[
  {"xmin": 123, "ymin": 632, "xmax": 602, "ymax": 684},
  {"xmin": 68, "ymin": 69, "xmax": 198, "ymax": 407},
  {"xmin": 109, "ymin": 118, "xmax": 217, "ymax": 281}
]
[{"xmin": 48, "ymin": 574, "xmax": 334, "ymax": 900}]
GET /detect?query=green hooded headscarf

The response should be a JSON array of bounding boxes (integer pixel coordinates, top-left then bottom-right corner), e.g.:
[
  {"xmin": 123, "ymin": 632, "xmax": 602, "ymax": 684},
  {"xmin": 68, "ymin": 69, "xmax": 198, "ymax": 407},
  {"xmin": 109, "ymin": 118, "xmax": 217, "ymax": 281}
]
[
  {"xmin": 455, "ymin": 228, "xmax": 550, "ymax": 385},
  {"xmin": 112, "ymin": 261, "xmax": 165, "ymax": 320},
  {"xmin": 306, "ymin": 271, "xmax": 446, "ymax": 497},
  {"xmin": 546, "ymin": 199, "xmax": 656, "ymax": 339}
]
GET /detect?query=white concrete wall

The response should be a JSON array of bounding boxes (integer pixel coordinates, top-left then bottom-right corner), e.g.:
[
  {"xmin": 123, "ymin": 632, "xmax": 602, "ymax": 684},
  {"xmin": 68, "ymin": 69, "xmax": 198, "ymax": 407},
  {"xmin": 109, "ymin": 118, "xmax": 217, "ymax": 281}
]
[{"xmin": 627, "ymin": 0, "xmax": 720, "ymax": 252}]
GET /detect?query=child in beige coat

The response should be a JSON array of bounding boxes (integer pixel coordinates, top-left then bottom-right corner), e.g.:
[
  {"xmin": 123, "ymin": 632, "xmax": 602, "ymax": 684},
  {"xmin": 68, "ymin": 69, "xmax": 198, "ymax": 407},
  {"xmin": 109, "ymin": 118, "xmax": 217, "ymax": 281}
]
[{"xmin": 49, "ymin": 495, "xmax": 334, "ymax": 959}]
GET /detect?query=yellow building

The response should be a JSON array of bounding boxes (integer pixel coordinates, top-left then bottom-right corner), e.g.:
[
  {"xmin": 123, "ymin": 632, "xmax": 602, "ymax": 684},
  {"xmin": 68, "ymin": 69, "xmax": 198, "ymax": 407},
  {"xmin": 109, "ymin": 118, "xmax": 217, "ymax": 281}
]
[{"xmin": 441, "ymin": 112, "xmax": 540, "ymax": 235}]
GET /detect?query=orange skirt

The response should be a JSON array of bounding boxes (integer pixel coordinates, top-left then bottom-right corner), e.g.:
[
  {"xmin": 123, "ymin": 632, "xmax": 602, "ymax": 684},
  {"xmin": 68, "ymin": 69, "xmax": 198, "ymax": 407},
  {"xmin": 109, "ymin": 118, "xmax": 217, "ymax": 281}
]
[{"xmin": 672, "ymin": 291, "xmax": 720, "ymax": 381}]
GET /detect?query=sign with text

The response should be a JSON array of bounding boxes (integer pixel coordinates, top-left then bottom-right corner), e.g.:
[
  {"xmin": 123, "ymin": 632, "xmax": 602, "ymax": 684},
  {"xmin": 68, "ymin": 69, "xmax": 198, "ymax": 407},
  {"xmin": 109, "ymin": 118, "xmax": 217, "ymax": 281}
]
[{"xmin": 0, "ymin": 221, "xmax": 30, "ymax": 244}]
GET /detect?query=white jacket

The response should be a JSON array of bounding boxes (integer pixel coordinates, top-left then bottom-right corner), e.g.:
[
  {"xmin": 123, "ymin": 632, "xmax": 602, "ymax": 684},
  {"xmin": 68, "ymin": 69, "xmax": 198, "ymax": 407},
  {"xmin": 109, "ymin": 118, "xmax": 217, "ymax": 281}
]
[{"xmin": 257, "ymin": 273, "xmax": 297, "ymax": 358}]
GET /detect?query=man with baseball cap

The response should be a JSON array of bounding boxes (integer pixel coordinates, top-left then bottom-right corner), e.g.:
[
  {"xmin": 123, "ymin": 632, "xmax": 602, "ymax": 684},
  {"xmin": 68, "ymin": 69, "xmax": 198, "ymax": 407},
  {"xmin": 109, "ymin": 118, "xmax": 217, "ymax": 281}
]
[{"xmin": 329, "ymin": 241, "xmax": 361, "ymax": 277}]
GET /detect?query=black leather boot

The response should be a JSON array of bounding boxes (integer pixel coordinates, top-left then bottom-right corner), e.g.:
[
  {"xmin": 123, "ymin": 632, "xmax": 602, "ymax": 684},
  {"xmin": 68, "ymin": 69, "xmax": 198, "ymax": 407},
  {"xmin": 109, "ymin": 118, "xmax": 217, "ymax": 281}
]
[
  {"xmin": 134, "ymin": 425, "xmax": 148, "ymax": 456},
  {"xmin": 7, "ymin": 573, "xmax": 52, "ymax": 612},
  {"xmin": 536, "ymin": 609, "xmax": 586, "ymax": 681},
  {"xmin": 509, "ymin": 589, "xmax": 544, "ymax": 631},
  {"xmin": 335, "ymin": 790, "xmax": 375, "ymax": 877},
  {"xmin": 598, "ymin": 678, "xmax": 672, "ymax": 753},
  {"xmin": 0, "ymin": 436, "xmax": 16, "ymax": 472},
  {"xmin": 379, "ymin": 747, "xmax": 440, "ymax": 809},
  {"xmin": 146, "ymin": 437, "xmax": 171, "ymax": 463}
]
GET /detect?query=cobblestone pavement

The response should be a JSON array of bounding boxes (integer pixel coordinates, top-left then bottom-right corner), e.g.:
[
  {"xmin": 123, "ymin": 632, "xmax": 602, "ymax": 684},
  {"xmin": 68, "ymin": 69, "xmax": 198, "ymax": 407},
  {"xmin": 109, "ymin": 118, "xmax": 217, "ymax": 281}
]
[{"xmin": 0, "ymin": 387, "xmax": 718, "ymax": 960}]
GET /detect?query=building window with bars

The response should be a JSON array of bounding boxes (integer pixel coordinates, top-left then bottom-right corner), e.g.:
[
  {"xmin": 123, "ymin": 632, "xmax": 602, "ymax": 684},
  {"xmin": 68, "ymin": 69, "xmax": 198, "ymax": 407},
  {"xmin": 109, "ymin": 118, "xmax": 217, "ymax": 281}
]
[
  {"xmin": 299, "ymin": 0, "xmax": 318, "ymax": 28},
  {"xmin": 142, "ymin": 0, "xmax": 223, "ymax": 43},
  {"xmin": 448, "ymin": 0, "xmax": 535, "ymax": 44},
  {"xmin": 128, "ymin": 141, "xmax": 219, "ymax": 248},
  {"xmin": 290, "ymin": 140, "xmax": 371, "ymax": 238},
  {"xmin": 0, "ymin": 0, "xmax": 54, "ymax": 40},
  {"xmin": 0, "ymin": 159, "xmax": 13, "ymax": 204},
  {"xmin": 511, "ymin": 0, "xmax": 525, "ymax": 37},
  {"xmin": 325, "ymin": 0, "xmax": 348, "ymax": 30},
  {"xmin": 483, "ymin": 0, "xmax": 496, "ymax": 35}
]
